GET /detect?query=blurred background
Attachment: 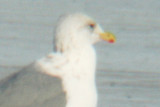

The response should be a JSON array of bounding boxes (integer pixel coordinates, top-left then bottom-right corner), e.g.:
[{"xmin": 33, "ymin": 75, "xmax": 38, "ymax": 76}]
[{"xmin": 0, "ymin": 0, "xmax": 160, "ymax": 107}]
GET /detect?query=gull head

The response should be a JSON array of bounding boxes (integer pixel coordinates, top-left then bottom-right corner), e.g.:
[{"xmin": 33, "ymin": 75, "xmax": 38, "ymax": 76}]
[{"xmin": 54, "ymin": 13, "xmax": 116, "ymax": 53}]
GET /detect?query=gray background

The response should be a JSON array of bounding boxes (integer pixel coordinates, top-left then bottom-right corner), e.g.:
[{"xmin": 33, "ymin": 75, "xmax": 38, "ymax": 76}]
[{"xmin": 0, "ymin": 0, "xmax": 160, "ymax": 107}]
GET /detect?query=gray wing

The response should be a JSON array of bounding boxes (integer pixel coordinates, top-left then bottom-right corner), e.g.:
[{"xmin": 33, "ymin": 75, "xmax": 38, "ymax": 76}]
[{"xmin": 0, "ymin": 63, "xmax": 66, "ymax": 107}]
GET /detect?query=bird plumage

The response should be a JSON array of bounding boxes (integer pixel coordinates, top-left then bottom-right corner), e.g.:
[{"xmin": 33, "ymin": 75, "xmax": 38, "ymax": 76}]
[{"xmin": 0, "ymin": 13, "xmax": 115, "ymax": 107}]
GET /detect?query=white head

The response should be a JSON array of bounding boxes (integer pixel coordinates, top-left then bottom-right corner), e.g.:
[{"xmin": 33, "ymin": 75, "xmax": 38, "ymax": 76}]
[{"xmin": 54, "ymin": 13, "xmax": 115, "ymax": 53}]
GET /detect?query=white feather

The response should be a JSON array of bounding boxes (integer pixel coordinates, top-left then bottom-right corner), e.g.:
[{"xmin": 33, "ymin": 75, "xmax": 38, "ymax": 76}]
[{"xmin": 37, "ymin": 13, "xmax": 104, "ymax": 107}]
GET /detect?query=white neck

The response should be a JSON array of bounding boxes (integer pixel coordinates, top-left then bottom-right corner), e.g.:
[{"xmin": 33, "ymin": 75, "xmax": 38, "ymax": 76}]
[
  {"xmin": 61, "ymin": 45, "xmax": 97, "ymax": 107},
  {"xmin": 37, "ymin": 45, "xmax": 98, "ymax": 107}
]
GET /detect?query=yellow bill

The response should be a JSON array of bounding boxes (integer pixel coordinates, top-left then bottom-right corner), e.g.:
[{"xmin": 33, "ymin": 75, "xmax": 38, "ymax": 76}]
[{"xmin": 99, "ymin": 32, "xmax": 116, "ymax": 43}]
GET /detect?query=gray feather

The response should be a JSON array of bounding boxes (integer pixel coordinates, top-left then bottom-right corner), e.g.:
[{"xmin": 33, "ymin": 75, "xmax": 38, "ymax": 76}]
[{"xmin": 0, "ymin": 63, "xmax": 66, "ymax": 107}]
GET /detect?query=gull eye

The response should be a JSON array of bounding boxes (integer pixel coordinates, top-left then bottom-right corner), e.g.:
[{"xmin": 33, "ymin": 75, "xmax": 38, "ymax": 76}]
[{"xmin": 88, "ymin": 23, "xmax": 95, "ymax": 30}]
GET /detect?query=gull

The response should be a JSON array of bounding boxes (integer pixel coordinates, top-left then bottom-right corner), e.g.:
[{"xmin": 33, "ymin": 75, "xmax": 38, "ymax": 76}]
[{"xmin": 0, "ymin": 13, "xmax": 115, "ymax": 107}]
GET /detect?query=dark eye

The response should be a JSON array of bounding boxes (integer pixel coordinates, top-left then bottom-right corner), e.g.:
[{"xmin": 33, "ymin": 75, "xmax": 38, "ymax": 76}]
[{"xmin": 89, "ymin": 23, "xmax": 95, "ymax": 29}]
